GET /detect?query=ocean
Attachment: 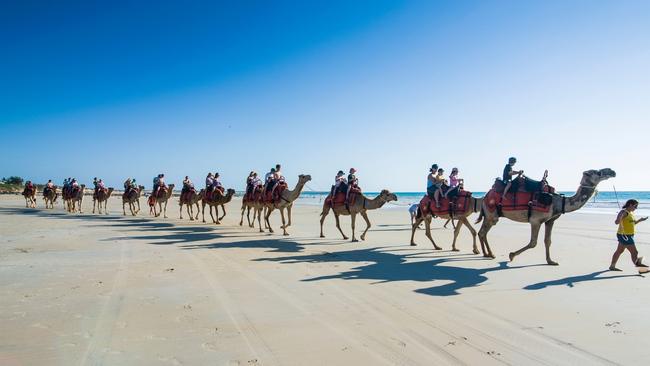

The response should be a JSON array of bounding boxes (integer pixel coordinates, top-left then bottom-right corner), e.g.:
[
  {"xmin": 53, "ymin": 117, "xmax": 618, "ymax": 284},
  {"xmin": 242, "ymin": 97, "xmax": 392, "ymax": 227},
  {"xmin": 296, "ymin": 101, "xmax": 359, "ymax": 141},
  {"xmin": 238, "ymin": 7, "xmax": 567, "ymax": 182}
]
[{"xmin": 294, "ymin": 191, "xmax": 650, "ymax": 217}]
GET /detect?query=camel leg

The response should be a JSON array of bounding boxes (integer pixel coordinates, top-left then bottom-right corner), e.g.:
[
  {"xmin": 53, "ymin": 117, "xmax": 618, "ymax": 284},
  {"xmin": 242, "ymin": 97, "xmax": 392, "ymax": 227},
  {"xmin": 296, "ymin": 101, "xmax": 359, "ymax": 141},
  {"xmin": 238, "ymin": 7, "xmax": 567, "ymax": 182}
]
[
  {"xmin": 509, "ymin": 222, "xmax": 543, "ymax": 262},
  {"xmin": 257, "ymin": 207, "xmax": 264, "ymax": 232},
  {"xmin": 460, "ymin": 217, "xmax": 479, "ymax": 254},
  {"xmin": 451, "ymin": 217, "xmax": 463, "ymax": 251},
  {"xmin": 105, "ymin": 200, "xmax": 109, "ymax": 215},
  {"xmin": 218, "ymin": 204, "xmax": 226, "ymax": 221},
  {"xmin": 194, "ymin": 202, "xmax": 200, "ymax": 220},
  {"xmin": 209, "ymin": 205, "xmax": 216, "ymax": 223},
  {"xmin": 282, "ymin": 204, "xmax": 293, "ymax": 229},
  {"xmin": 477, "ymin": 218, "xmax": 497, "ymax": 258},
  {"xmin": 410, "ymin": 215, "xmax": 425, "ymax": 246},
  {"xmin": 543, "ymin": 218, "xmax": 559, "ymax": 265},
  {"xmin": 247, "ymin": 206, "xmax": 253, "ymax": 227},
  {"xmin": 188, "ymin": 203, "xmax": 195, "ymax": 221},
  {"xmin": 123, "ymin": 201, "xmax": 127, "ymax": 216},
  {"xmin": 215, "ymin": 205, "xmax": 221, "ymax": 224},
  {"xmin": 135, "ymin": 200, "xmax": 140, "ymax": 214},
  {"xmin": 424, "ymin": 216, "xmax": 442, "ymax": 250},
  {"xmin": 201, "ymin": 202, "xmax": 207, "ymax": 223},
  {"xmin": 360, "ymin": 211, "xmax": 371, "ymax": 241},
  {"xmin": 163, "ymin": 201, "xmax": 168, "ymax": 218},
  {"xmin": 319, "ymin": 206, "xmax": 331, "ymax": 238},
  {"xmin": 265, "ymin": 207, "xmax": 274, "ymax": 233},
  {"xmin": 240, "ymin": 205, "xmax": 246, "ymax": 226},
  {"xmin": 280, "ymin": 207, "xmax": 289, "ymax": 236},
  {"xmin": 180, "ymin": 203, "xmax": 184, "ymax": 219},
  {"xmin": 350, "ymin": 213, "xmax": 358, "ymax": 242},
  {"xmin": 92, "ymin": 199, "xmax": 96, "ymax": 214},
  {"xmin": 333, "ymin": 213, "xmax": 348, "ymax": 240}
]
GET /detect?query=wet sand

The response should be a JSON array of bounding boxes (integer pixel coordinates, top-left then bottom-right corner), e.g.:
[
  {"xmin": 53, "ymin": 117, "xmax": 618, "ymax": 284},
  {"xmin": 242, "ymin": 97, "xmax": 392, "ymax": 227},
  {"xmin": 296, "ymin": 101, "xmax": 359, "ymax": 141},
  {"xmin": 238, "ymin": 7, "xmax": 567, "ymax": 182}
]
[{"xmin": 1, "ymin": 194, "xmax": 649, "ymax": 365}]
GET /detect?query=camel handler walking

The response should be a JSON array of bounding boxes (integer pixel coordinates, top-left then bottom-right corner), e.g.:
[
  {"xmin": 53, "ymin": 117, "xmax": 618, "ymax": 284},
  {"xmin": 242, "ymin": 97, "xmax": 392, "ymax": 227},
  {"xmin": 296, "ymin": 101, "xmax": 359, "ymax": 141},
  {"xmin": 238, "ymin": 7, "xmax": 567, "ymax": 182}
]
[{"xmin": 610, "ymin": 199, "xmax": 649, "ymax": 272}]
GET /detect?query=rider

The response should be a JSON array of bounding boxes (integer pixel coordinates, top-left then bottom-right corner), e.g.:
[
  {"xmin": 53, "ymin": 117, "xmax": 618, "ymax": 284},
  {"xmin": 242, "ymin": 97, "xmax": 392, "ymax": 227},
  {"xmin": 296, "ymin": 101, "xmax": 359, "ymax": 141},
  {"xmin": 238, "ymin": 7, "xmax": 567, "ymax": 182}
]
[
  {"xmin": 346, "ymin": 168, "xmax": 359, "ymax": 204},
  {"xmin": 182, "ymin": 176, "xmax": 194, "ymax": 200},
  {"xmin": 97, "ymin": 179, "xmax": 106, "ymax": 192},
  {"xmin": 25, "ymin": 180, "xmax": 34, "ymax": 190},
  {"xmin": 71, "ymin": 178, "xmax": 79, "ymax": 191},
  {"xmin": 92, "ymin": 177, "xmax": 99, "ymax": 197},
  {"xmin": 444, "ymin": 167, "xmax": 464, "ymax": 199},
  {"xmin": 330, "ymin": 170, "xmax": 347, "ymax": 199},
  {"xmin": 212, "ymin": 172, "xmax": 224, "ymax": 194},
  {"xmin": 271, "ymin": 164, "xmax": 285, "ymax": 199},
  {"xmin": 62, "ymin": 178, "xmax": 70, "ymax": 196},
  {"xmin": 265, "ymin": 168, "xmax": 276, "ymax": 193},
  {"xmin": 426, "ymin": 164, "xmax": 439, "ymax": 199},
  {"xmin": 152, "ymin": 174, "xmax": 162, "ymax": 197},
  {"xmin": 124, "ymin": 177, "xmax": 133, "ymax": 194},
  {"xmin": 46, "ymin": 179, "xmax": 54, "ymax": 191},
  {"xmin": 433, "ymin": 168, "xmax": 447, "ymax": 208},
  {"xmin": 502, "ymin": 157, "xmax": 523, "ymax": 200},
  {"xmin": 205, "ymin": 173, "xmax": 214, "ymax": 195}
]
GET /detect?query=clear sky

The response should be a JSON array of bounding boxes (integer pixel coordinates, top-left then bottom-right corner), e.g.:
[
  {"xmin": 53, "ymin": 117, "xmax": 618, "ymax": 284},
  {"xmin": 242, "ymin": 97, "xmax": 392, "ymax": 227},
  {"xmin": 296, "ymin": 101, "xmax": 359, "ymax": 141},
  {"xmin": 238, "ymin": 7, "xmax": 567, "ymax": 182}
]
[{"xmin": 1, "ymin": 1, "xmax": 649, "ymax": 192}]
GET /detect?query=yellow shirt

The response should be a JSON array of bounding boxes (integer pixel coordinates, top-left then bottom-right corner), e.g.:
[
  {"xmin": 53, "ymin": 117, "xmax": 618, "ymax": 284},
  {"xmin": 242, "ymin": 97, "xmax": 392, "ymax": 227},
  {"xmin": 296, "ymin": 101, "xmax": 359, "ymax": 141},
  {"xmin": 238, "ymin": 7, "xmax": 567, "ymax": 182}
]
[{"xmin": 618, "ymin": 211, "xmax": 635, "ymax": 235}]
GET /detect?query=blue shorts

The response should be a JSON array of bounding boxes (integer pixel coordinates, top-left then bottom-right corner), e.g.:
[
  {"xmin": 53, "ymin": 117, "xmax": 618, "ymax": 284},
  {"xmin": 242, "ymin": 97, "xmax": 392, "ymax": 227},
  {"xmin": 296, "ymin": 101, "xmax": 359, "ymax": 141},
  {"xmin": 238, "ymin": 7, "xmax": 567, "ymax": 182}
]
[{"xmin": 617, "ymin": 234, "xmax": 635, "ymax": 245}]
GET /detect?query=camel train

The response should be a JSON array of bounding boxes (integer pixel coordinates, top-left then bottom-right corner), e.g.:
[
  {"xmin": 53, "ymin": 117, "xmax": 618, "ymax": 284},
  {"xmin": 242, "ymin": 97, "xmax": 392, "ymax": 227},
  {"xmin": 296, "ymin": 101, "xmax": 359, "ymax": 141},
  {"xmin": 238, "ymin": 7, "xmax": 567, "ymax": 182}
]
[{"xmin": 20, "ymin": 165, "xmax": 617, "ymax": 266}]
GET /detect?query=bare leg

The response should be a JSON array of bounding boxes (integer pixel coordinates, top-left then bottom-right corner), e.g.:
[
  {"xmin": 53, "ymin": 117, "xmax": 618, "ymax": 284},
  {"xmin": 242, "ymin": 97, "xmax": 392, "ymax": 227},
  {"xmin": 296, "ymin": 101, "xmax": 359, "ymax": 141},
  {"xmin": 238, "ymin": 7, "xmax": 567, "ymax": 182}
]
[
  {"xmin": 509, "ymin": 222, "xmax": 542, "ymax": 262},
  {"xmin": 610, "ymin": 243, "xmax": 625, "ymax": 270}
]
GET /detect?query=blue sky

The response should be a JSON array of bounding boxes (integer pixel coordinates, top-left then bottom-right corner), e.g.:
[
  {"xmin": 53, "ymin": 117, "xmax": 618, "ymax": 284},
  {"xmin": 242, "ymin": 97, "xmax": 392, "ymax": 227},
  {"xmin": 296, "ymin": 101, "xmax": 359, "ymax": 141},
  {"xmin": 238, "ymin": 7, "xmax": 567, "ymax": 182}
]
[{"xmin": 1, "ymin": 1, "xmax": 649, "ymax": 192}]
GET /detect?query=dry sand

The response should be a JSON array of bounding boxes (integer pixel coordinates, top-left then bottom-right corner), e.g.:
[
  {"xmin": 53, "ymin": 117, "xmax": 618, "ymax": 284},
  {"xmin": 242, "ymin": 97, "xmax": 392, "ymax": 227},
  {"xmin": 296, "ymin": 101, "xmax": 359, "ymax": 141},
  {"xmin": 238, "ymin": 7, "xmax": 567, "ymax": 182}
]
[{"xmin": 1, "ymin": 194, "xmax": 649, "ymax": 365}]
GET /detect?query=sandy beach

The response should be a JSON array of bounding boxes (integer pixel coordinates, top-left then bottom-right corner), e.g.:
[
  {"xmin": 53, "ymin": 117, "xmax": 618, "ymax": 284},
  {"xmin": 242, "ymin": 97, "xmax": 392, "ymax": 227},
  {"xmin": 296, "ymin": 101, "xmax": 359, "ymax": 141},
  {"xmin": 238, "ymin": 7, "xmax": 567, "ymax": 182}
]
[{"xmin": 1, "ymin": 194, "xmax": 649, "ymax": 365}]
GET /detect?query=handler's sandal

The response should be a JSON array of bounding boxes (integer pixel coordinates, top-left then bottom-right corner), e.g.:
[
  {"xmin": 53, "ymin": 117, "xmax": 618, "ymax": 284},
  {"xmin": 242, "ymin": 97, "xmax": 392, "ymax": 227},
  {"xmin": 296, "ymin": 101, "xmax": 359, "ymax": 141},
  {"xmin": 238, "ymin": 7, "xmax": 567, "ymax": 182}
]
[{"xmin": 636, "ymin": 256, "xmax": 648, "ymax": 267}]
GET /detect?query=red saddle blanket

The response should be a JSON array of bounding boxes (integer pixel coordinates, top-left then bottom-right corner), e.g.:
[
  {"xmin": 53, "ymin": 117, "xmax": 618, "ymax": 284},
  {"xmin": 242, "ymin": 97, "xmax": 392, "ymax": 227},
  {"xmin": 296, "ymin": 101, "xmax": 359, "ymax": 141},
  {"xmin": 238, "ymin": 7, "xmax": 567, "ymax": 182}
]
[
  {"xmin": 484, "ymin": 189, "xmax": 552, "ymax": 213},
  {"xmin": 419, "ymin": 190, "xmax": 473, "ymax": 216},
  {"xmin": 324, "ymin": 192, "xmax": 359, "ymax": 207},
  {"xmin": 205, "ymin": 187, "xmax": 225, "ymax": 201},
  {"xmin": 243, "ymin": 186, "xmax": 264, "ymax": 203},
  {"xmin": 180, "ymin": 188, "xmax": 196, "ymax": 203},
  {"xmin": 264, "ymin": 182, "xmax": 288, "ymax": 203}
]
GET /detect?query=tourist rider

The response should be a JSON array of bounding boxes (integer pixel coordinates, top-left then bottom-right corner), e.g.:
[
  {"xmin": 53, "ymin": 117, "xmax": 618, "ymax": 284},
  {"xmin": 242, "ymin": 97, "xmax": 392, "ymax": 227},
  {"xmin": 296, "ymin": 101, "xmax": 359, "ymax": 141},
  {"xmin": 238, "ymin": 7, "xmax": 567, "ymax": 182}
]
[
  {"xmin": 271, "ymin": 164, "xmax": 285, "ymax": 199},
  {"xmin": 502, "ymin": 157, "xmax": 523, "ymax": 200},
  {"xmin": 444, "ymin": 167, "xmax": 464, "ymax": 199},
  {"xmin": 346, "ymin": 168, "xmax": 359, "ymax": 204},
  {"xmin": 265, "ymin": 168, "xmax": 276, "ymax": 193},
  {"xmin": 610, "ymin": 199, "xmax": 649, "ymax": 271},
  {"xmin": 433, "ymin": 168, "xmax": 447, "ymax": 208},
  {"xmin": 426, "ymin": 164, "xmax": 439, "ymax": 199},
  {"xmin": 124, "ymin": 177, "xmax": 132, "ymax": 195},
  {"xmin": 330, "ymin": 170, "xmax": 347, "ymax": 199},
  {"xmin": 212, "ymin": 172, "xmax": 223, "ymax": 194}
]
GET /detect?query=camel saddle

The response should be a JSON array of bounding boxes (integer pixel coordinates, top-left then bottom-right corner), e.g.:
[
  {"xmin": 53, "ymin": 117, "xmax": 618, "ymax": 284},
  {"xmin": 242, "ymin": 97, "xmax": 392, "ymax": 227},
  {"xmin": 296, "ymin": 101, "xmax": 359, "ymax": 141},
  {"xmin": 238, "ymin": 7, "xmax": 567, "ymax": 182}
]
[
  {"xmin": 419, "ymin": 190, "xmax": 473, "ymax": 216},
  {"xmin": 23, "ymin": 186, "xmax": 34, "ymax": 195},
  {"xmin": 94, "ymin": 187, "xmax": 108, "ymax": 199},
  {"xmin": 486, "ymin": 178, "xmax": 555, "ymax": 214},
  {"xmin": 153, "ymin": 186, "xmax": 167, "ymax": 199},
  {"xmin": 244, "ymin": 185, "xmax": 264, "ymax": 203},
  {"xmin": 324, "ymin": 191, "xmax": 359, "ymax": 208},
  {"xmin": 205, "ymin": 186, "xmax": 224, "ymax": 201},
  {"xmin": 180, "ymin": 187, "xmax": 196, "ymax": 202},
  {"xmin": 264, "ymin": 182, "xmax": 288, "ymax": 203}
]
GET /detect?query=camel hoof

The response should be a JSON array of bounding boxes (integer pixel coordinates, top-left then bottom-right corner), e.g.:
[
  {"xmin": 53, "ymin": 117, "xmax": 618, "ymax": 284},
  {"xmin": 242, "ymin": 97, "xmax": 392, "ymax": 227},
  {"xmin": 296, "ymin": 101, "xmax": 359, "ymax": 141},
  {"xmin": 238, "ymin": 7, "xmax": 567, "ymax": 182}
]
[
  {"xmin": 473, "ymin": 249, "xmax": 480, "ymax": 255},
  {"xmin": 509, "ymin": 252, "xmax": 515, "ymax": 261},
  {"xmin": 434, "ymin": 247, "xmax": 442, "ymax": 251},
  {"xmin": 452, "ymin": 248, "xmax": 460, "ymax": 252},
  {"xmin": 547, "ymin": 261, "xmax": 559, "ymax": 266},
  {"xmin": 320, "ymin": 234, "xmax": 325, "ymax": 238},
  {"xmin": 351, "ymin": 239, "xmax": 359, "ymax": 242},
  {"xmin": 343, "ymin": 236, "xmax": 349, "ymax": 240},
  {"xmin": 410, "ymin": 242, "xmax": 416, "ymax": 246},
  {"xmin": 283, "ymin": 233, "xmax": 289, "ymax": 236},
  {"xmin": 360, "ymin": 236, "xmax": 366, "ymax": 241}
]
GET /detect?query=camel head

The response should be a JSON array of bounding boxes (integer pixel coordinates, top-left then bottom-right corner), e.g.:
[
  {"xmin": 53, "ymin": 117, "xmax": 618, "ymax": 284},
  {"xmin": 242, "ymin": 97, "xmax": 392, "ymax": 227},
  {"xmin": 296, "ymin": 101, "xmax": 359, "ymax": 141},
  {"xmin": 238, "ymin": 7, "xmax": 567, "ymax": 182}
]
[
  {"xmin": 226, "ymin": 188, "xmax": 236, "ymax": 197},
  {"xmin": 580, "ymin": 168, "xmax": 616, "ymax": 188},
  {"xmin": 378, "ymin": 189, "xmax": 398, "ymax": 203},
  {"xmin": 298, "ymin": 174, "xmax": 312, "ymax": 184}
]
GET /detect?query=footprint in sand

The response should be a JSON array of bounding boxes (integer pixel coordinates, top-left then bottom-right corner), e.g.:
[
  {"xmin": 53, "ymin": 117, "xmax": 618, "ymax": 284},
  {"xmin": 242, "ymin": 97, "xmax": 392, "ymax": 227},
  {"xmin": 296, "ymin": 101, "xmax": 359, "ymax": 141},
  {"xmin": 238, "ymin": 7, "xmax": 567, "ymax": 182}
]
[{"xmin": 201, "ymin": 342, "xmax": 218, "ymax": 351}]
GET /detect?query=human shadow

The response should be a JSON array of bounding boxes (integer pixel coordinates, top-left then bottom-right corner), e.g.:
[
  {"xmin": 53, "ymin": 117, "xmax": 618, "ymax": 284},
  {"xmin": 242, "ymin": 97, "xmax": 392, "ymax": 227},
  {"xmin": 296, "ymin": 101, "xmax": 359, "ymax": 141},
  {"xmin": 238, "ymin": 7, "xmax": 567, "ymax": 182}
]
[
  {"xmin": 524, "ymin": 270, "xmax": 641, "ymax": 290},
  {"xmin": 255, "ymin": 246, "xmax": 540, "ymax": 296}
]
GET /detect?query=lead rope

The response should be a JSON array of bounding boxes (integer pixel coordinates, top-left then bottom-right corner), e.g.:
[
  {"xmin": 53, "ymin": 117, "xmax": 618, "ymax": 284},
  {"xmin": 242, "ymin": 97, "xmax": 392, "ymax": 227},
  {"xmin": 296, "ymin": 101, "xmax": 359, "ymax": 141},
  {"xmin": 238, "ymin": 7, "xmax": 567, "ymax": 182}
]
[{"xmin": 613, "ymin": 184, "xmax": 621, "ymax": 209}]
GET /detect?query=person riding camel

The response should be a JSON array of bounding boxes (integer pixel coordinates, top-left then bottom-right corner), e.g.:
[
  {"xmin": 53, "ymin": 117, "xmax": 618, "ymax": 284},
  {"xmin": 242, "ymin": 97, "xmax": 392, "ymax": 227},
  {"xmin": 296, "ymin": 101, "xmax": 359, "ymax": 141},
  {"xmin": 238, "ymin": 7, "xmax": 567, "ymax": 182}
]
[
  {"xmin": 329, "ymin": 170, "xmax": 347, "ymax": 204},
  {"xmin": 92, "ymin": 177, "xmax": 99, "ymax": 197},
  {"xmin": 182, "ymin": 176, "xmax": 194, "ymax": 201},
  {"xmin": 426, "ymin": 164, "xmax": 439, "ymax": 199},
  {"xmin": 25, "ymin": 180, "xmax": 34, "ymax": 190},
  {"xmin": 502, "ymin": 157, "xmax": 523, "ymax": 201},
  {"xmin": 265, "ymin": 168, "xmax": 276, "ymax": 193},
  {"xmin": 212, "ymin": 173, "xmax": 224, "ymax": 195},
  {"xmin": 46, "ymin": 180, "xmax": 54, "ymax": 193},
  {"xmin": 444, "ymin": 167, "xmax": 464, "ymax": 199},
  {"xmin": 62, "ymin": 178, "xmax": 70, "ymax": 196},
  {"xmin": 433, "ymin": 168, "xmax": 447, "ymax": 208},
  {"xmin": 246, "ymin": 171, "xmax": 261, "ymax": 198},
  {"xmin": 152, "ymin": 174, "xmax": 163, "ymax": 197},
  {"xmin": 71, "ymin": 178, "xmax": 79, "ymax": 192},
  {"xmin": 124, "ymin": 177, "xmax": 133, "ymax": 195},
  {"xmin": 270, "ymin": 164, "xmax": 285, "ymax": 200},
  {"xmin": 346, "ymin": 168, "xmax": 359, "ymax": 204},
  {"xmin": 97, "ymin": 179, "xmax": 106, "ymax": 196},
  {"xmin": 205, "ymin": 173, "xmax": 214, "ymax": 197}
]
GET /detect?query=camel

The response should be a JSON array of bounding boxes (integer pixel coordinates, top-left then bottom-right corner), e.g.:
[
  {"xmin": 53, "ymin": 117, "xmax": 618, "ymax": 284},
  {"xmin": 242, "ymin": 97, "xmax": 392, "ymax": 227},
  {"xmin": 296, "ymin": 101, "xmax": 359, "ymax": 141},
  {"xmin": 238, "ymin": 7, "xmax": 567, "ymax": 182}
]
[
  {"xmin": 201, "ymin": 188, "xmax": 236, "ymax": 224},
  {"xmin": 239, "ymin": 186, "xmax": 265, "ymax": 229},
  {"xmin": 42, "ymin": 186, "xmax": 58, "ymax": 209},
  {"xmin": 22, "ymin": 186, "xmax": 36, "ymax": 208},
  {"xmin": 179, "ymin": 188, "xmax": 204, "ymax": 220},
  {"xmin": 320, "ymin": 189, "xmax": 398, "ymax": 242},
  {"xmin": 122, "ymin": 185, "xmax": 145, "ymax": 216},
  {"xmin": 64, "ymin": 184, "xmax": 86, "ymax": 214},
  {"xmin": 92, "ymin": 187, "xmax": 114, "ymax": 215},
  {"xmin": 262, "ymin": 174, "xmax": 312, "ymax": 235},
  {"xmin": 149, "ymin": 184, "xmax": 175, "ymax": 218},
  {"xmin": 410, "ymin": 193, "xmax": 483, "ymax": 254},
  {"xmin": 475, "ymin": 168, "xmax": 616, "ymax": 264}
]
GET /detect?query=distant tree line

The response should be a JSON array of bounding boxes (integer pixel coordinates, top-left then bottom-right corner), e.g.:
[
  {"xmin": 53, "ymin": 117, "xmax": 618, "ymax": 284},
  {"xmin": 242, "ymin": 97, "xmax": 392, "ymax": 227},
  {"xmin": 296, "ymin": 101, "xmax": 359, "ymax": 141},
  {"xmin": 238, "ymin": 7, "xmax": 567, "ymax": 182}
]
[{"xmin": 1, "ymin": 176, "xmax": 24, "ymax": 186}]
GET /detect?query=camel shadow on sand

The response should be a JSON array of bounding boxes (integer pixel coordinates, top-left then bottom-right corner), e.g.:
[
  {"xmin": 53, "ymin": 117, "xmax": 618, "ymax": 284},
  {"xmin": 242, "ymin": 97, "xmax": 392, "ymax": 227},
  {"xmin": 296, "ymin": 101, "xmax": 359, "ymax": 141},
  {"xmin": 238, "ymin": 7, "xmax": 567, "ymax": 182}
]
[{"xmin": 254, "ymin": 246, "xmax": 545, "ymax": 297}]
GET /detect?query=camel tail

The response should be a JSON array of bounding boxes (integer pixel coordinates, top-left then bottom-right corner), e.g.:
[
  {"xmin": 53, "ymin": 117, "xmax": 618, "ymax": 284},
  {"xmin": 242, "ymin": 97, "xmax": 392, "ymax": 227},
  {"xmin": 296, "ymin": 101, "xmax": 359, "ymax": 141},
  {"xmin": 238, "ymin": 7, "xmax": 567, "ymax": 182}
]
[
  {"xmin": 416, "ymin": 207, "xmax": 423, "ymax": 219},
  {"xmin": 475, "ymin": 207, "xmax": 484, "ymax": 224}
]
